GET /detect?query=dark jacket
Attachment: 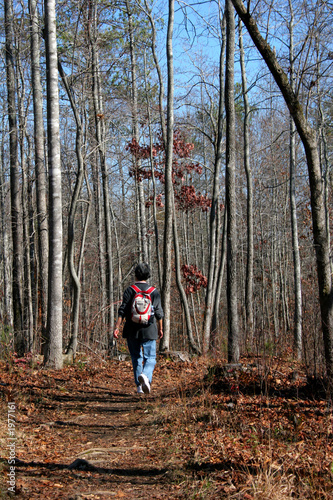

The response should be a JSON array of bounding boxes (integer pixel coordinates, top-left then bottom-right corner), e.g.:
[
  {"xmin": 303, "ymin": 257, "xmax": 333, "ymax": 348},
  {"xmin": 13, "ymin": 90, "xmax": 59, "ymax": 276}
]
[{"xmin": 118, "ymin": 282, "xmax": 164, "ymax": 340}]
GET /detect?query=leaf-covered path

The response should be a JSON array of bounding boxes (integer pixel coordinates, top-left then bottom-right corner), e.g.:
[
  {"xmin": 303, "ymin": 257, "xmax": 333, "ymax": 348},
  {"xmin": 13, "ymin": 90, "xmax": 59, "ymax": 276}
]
[
  {"xmin": 1, "ymin": 357, "xmax": 190, "ymax": 499},
  {"xmin": 1, "ymin": 355, "xmax": 333, "ymax": 499}
]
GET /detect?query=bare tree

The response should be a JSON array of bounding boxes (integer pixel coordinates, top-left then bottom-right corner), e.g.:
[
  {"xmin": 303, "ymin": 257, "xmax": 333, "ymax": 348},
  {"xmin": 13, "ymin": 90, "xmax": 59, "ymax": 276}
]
[
  {"xmin": 126, "ymin": 0, "xmax": 148, "ymax": 262},
  {"xmin": 225, "ymin": 0, "xmax": 240, "ymax": 363},
  {"xmin": 239, "ymin": 19, "xmax": 254, "ymax": 341},
  {"xmin": 5, "ymin": 0, "xmax": 24, "ymax": 354},
  {"xmin": 288, "ymin": 0, "xmax": 302, "ymax": 360},
  {"xmin": 202, "ymin": 10, "xmax": 227, "ymax": 354},
  {"xmin": 29, "ymin": 0, "xmax": 49, "ymax": 351},
  {"xmin": 16, "ymin": 28, "xmax": 34, "ymax": 352},
  {"xmin": 0, "ymin": 113, "xmax": 12, "ymax": 328},
  {"xmin": 58, "ymin": 62, "xmax": 91, "ymax": 360},
  {"xmin": 44, "ymin": 0, "xmax": 63, "ymax": 369},
  {"xmin": 160, "ymin": 0, "xmax": 175, "ymax": 352},
  {"xmin": 84, "ymin": 2, "xmax": 107, "ymax": 339},
  {"xmin": 89, "ymin": 1, "xmax": 114, "ymax": 348},
  {"xmin": 231, "ymin": 0, "xmax": 333, "ymax": 381},
  {"xmin": 143, "ymin": 51, "xmax": 162, "ymax": 287}
]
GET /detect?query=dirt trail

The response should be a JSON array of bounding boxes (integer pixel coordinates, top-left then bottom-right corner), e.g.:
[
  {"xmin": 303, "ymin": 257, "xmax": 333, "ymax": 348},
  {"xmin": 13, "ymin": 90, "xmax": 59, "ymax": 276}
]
[
  {"xmin": 3, "ymin": 356, "xmax": 332, "ymax": 499},
  {"xmin": 1, "ymin": 358, "xmax": 188, "ymax": 499}
]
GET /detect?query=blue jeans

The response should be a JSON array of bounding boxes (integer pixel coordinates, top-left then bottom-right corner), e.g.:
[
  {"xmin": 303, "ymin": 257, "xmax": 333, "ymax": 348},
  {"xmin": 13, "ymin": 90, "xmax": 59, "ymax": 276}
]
[{"xmin": 127, "ymin": 337, "xmax": 157, "ymax": 387}]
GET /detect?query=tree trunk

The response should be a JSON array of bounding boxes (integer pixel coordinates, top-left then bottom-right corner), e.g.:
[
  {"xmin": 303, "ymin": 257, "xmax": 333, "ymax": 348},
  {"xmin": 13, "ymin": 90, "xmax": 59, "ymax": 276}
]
[
  {"xmin": 143, "ymin": 0, "xmax": 167, "ymax": 144},
  {"xmin": 225, "ymin": 0, "xmax": 240, "ymax": 363},
  {"xmin": 288, "ymin": 0, "xmax": 302, "ymax": 360},
  {"xmin": 0, "ymin": 119, "xmax": 12, "ymax": 327},
  {"xmin": 5, "ymin": 0, "xmax": 24, "ymax": 354},
  {"xmin": 212, "ymin": 208, "xmax": 227, "ymax": 338},
  {"xmin": 160, "ymin": 0, "xmax": 175, "ymax": 352},
  {"xmin": 231, "ymin": 0, "xmax": 333, "ymax": 382},
  {"xmin": 90, "ymin": 6, "xmax": 114, "ymax": 346},
  {"xmin": 143, "ymin": 8, "xmax": 193, "ymax": 342},
  {"xmin": 29, "ymin": 0, "xmax": 49, "ymax": 351},
  {"xmin": 44, "ymin": 0, "xmax": 63, "ymax": 369},
  {"xmin": 91, "ymin": 145, "xmax": 107, "ymax": 331},
  {"xmin": 238, "ymin": 20, "xmax": 254, "ymax": 341},
  {"xmin": 173, "ymin": 206, "xmax": 200, "ymax": 354},
  {"xmin": 202, "ymin": 13, "xmax": 226, "ymax": 354},
  {"xmin": 16, "ymin": 49, "xmax": 34, "ymax": 352},
  {"xmin": 58, "ymin": 61, "xmax": 90, "ymax": 360},
  {"xmin": 126, "ymin": 1, "xmax": 148, "ymax": 262},
  {"xmin": 144, "ymin": 51, "xmax": 162, "ymax": 288}
]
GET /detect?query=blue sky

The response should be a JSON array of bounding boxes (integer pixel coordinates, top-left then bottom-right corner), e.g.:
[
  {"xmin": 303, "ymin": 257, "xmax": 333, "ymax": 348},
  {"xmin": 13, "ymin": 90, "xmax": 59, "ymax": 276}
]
[{"xmin": 150, "ymin": 0, "xmax": 268, "ymax": 107}]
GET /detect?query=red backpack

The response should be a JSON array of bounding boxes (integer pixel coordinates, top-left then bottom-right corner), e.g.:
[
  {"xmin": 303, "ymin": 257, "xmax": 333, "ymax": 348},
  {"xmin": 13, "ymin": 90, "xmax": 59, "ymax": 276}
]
[{"xmin": 130, "ymin": 285, "xmax": 155, "ymax": 324}]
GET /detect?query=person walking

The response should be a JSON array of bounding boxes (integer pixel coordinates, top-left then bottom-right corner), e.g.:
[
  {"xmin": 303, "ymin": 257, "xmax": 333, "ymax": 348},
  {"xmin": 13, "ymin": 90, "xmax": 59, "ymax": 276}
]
[{"xmin": 113, "ymin": 263, "xmax": 164, "ymax": 394}]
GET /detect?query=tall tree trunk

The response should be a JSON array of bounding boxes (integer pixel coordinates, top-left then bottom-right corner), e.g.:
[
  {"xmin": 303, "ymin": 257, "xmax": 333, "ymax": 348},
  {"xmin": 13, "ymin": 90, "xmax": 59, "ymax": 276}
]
[
  {"xmin": 203, "ymin": 13, "xmax": 226, "ymax": 354},
  {"xmin": 44, "ymin": 0, "xmax": 63, "ymax": 369},
  {"xmin": 231, "ymin": 0, "xmax": 333, "ymax": 382},
  {"xmin": 90, "ymin": 4, "xmax": 114, "ymax": 346},
  {"xmin": 16, "ymin": 50, "xmax": 34, "ymax": 352},
  {"xmin": 58, "ymin": 61, "xmax": 90, "ymax": 360},
  {"xmin": 212, "ymin": 208, "xmax": 227, "ymax": 338},
  {"xmin": 85, "ymin": 4, "xmax": 107, "ymax": 334},
  {"xmin": 317, "ymin": 56, "xmax": 332, "ymax": 280},
  {"xmin": 142, "ymin": 10, "xmax": 193, "ymax": 342},
  {"xmin": 143, "ymin": 0, "xmax": 167, "ymax": 144},
  {"xmin": 239, "ymin": 19, "xmax": 254, "ymax": 341},
  {"xmin": 29, "ymin": 0, "xmax": 48, "ymax": 351},
  {"xmin": 5, "ymin": 0, "xmax": 24, "ymax": 354},
  {"xmin": 288, "ymin": 0, "xmax": 302, "ymax": 360},
  {"xmin": 173, "ymin": 206, "xmax": 201, "ymax": 354},
  {"xmin": 91, "ymin": 146, "xmax": 106, "ymax": 329},
  {"xmin": 126, "ymin": 0, "xmax": 148, "ymax": 262},
  {"xmin": 160, "ymin": 0, "xmax": 175, "ymax": 352},
  {"xmin": 144, "ymin": 51, "xmax": 162, "ymax": 288},
  {"xmin": 0, "ymin": 119, "xmax": 12, "ymax": 327},
  {"xmin": 225, "ymin": 0, "xmax": 239, "ymax": 363}
]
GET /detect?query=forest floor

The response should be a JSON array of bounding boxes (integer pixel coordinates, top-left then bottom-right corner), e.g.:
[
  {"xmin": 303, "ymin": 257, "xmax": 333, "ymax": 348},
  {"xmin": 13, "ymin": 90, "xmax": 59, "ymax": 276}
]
[{"xmin": 0, "ymin": 352, "xmax": 332, "ymax": 499}]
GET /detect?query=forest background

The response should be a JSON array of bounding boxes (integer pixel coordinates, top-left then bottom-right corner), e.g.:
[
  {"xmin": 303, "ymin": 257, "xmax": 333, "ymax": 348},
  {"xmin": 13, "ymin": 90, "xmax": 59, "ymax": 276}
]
[{"xmin": 1, "ymin": 0, "xmax": 333, "ymax": 378}]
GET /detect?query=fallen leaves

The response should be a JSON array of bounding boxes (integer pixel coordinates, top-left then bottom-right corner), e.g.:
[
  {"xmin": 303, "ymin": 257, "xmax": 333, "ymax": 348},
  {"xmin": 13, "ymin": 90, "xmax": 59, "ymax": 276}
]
[{"xmin": 0, "ymin": 355, "xmax": 332, "ymax": 499}]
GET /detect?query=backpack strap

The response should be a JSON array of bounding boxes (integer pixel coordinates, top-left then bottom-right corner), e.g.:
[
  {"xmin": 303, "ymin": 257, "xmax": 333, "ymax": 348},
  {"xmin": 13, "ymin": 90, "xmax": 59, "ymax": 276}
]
[{"xmin": 131, "ymin": 285, "xmax": 155, "ymax": 295}]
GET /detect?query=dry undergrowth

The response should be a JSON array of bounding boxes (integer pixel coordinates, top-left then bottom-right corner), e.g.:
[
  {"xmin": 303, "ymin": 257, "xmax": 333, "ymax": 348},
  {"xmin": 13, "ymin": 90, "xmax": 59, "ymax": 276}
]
[{"xmin": 0, "ymin": 354, "xmax": 332, "ymax": 499}]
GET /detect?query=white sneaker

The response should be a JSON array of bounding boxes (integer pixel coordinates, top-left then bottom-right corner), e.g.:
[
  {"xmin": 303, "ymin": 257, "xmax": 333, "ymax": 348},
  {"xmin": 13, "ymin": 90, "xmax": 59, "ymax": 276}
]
[
  {"xmin": 138, "ymin": 374, "xmax": 150, "ymax": 394},
  {"xmin": 137, "ymin": 385, "xmax": 144, "ymax": 394}
]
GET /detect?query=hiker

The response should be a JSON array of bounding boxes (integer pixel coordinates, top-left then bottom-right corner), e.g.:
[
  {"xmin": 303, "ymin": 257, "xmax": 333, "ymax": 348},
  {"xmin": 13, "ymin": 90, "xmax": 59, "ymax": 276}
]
[{"xmin": 113, "ymin": 262, "xmax": 164, "ymax": 394}]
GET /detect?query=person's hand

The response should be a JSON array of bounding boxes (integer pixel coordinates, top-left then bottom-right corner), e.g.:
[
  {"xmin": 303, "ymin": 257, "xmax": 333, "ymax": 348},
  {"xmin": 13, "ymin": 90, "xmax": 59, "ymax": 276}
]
[
  {"xmin": 114, "ymin": 328, "xmax": 119, "ymax": 339},
  {"xmin": 158, "ymin": 329, "xmax": 163, "ymax": 339}
]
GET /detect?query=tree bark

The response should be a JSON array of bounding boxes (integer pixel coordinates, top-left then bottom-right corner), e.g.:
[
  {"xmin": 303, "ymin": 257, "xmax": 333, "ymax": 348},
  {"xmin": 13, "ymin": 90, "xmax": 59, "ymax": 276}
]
[
  {"xmin": 126, "ymin": 0, "xmax": 148, "ymax": 262},
  {"xmin": 239, "ymin": 20, "xmax": 254, "ymax": 341},
  {"xmin": 288, "ymin": 0, "xmax": 302, "ymax": 360},
  {"xmin": 173, "ymin": 206, "xmax": 201, "ymax": 354},
  {"xmin": 143, "ymin": 51, "xmax": 162, "ymax": 288},
  {"xmin": 160, "ymin": 0, "xmax": 175, "ymax": 352},
  {"xmin": 0, "ymin": 118, "xmax": 12, "ymax": 327},
  {"xmin": 58, "ymin": 61, "xmax": 91, "ymax": 360},
  {"xmin": 225, "ymin": 0, "xmax": 240, "ymax": 363},
  {"xmin": 90, "ymin": 3, "xmax": 114, "ymax": 346},
  {"xmin": 202, "ymin": 13, "xmax": 226, "ymax": 354},
  {"xmin": 5, "ymin": 0, "xmax": 24, "ymax": 354},
  {"xmin": 212, "ymin": 208, "xmax": 227, "ymax": 338},
  {"xmin": 16, "ymin": 44, "xmax": 34, "ymax": 352},
  {"xmin": 29, "ymin": 0, "xmax": 49, "ymax": 351},
  {"xmin": 44, "ymin": 0, "xmax": 63, "ymax": 369},
  {"xmin": 143, "ymin": 0, "xmax": 167, "ymax": 145}
]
